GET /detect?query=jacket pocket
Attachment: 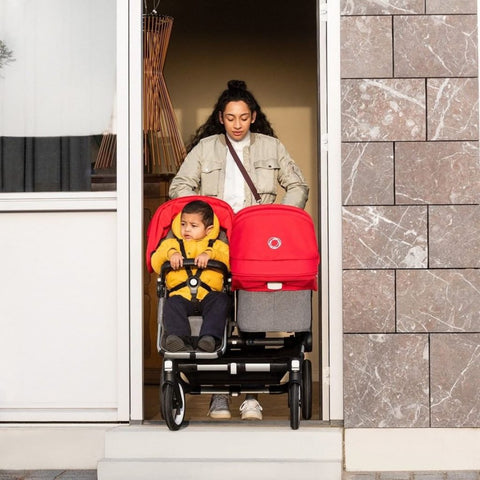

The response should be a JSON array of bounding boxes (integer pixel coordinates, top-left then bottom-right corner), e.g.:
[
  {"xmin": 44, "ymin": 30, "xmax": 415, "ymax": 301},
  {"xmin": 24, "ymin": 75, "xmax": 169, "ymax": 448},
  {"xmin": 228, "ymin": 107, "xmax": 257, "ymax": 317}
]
[
  {"xmin": 253, "ymin": 158, "xmax": 279, "ymax": 194},
  {"xmin": 200, "ymin": 161, "xmax": 223, "ymax": 196}
]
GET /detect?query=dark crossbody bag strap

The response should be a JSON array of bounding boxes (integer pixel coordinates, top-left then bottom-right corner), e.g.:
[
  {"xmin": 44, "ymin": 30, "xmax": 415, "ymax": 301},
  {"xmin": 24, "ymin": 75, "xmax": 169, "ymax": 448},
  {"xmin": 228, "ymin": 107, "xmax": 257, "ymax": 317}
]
[{"xmin": 225, "ymin": 135, "xmax": 261, "ymax": 204}]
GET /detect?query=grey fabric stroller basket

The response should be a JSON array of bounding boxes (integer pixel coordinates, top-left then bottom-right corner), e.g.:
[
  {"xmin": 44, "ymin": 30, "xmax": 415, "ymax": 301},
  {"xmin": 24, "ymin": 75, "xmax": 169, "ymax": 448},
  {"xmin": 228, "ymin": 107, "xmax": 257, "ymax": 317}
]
[{"xmin": 236, "ymin": 289, "xmax": 312, "ymax": 332}]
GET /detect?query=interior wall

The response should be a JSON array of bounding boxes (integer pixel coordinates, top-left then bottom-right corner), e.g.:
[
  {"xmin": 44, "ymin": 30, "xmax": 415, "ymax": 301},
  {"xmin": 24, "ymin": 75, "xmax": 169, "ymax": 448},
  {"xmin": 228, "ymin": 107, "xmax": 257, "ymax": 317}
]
[
  {"xmin": 144, "ymin": 0, "xmax": 320, "ymax": 381},
  {"xmin": 158, "ymin": 0, "xmax": 318, "ymax": 218}
]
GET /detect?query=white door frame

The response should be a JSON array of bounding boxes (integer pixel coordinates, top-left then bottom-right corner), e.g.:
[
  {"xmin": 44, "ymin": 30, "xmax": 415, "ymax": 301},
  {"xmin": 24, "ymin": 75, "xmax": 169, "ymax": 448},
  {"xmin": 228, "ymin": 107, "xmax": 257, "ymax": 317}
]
[
  {"xmin": 128, "ymin": 0, "xmax": 344, "ymax": 423},
  {"xmin": 126, "ymin": 0, "xmax": 144, "ymax": 422},
  {"xmin": 318, "ymin": 0, "xmax": 343, "ymax": 421}
]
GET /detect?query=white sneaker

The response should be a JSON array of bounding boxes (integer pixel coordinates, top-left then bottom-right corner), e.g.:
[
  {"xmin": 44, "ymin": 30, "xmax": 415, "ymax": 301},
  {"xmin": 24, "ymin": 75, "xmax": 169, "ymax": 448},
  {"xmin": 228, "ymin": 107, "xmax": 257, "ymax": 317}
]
[
  {"xmin": 208, "ymin": 394, "xmax": 231, "ymax": 419},
  {"xmin": 240, "ymin": 398, "xmax": 263, "ymax": 420}
]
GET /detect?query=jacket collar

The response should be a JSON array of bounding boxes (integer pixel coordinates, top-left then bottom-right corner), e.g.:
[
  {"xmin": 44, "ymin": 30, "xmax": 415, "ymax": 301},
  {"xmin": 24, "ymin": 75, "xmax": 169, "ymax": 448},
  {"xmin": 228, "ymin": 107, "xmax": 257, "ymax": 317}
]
[{"xmin": 220, "ymin": 132, "xmax": 257, "ymax": 146}]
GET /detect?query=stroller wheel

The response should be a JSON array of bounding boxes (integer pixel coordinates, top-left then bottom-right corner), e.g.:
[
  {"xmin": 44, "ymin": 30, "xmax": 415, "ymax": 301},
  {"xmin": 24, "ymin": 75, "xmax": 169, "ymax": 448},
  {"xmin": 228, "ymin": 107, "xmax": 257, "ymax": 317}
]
[
  {"xmin": 162, "ymin": 381, "xmax": 186, "ymax": 431},
  {"xmin": 289, "ymin": 382, "xmax": 300, "ymax": 430},
  {"xmin": 301, "ymin": 359, "xmax": 313, "ymax": 420},
  {"xmin": 159, "ymin": 370, "xmax": 165, "ymax": 420}
]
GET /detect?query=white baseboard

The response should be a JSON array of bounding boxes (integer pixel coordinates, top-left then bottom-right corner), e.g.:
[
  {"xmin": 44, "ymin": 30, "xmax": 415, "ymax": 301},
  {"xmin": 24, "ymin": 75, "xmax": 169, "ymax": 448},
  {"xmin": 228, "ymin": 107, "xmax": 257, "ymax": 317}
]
[
  {"xmin": 345, "ymin": 428, "xmax": 480, "ymax": 471},
  {"xmin": 0, "ymin": 424, "xmax": 114, "ymax": 469}
]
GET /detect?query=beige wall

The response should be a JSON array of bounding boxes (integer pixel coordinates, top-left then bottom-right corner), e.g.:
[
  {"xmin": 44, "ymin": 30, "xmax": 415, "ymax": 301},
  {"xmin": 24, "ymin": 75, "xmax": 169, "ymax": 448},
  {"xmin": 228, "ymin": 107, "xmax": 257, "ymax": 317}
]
[{"xmin": 159, "ymin": 0, "xmax": 319, "ymax": 220}]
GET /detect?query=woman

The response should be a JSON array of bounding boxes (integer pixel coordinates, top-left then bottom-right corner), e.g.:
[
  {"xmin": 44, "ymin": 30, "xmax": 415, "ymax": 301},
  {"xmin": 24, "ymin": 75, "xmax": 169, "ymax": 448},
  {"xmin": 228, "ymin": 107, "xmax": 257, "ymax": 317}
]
[{"xmin": 169, "ymin": 79, "xmax": 309, "ymax": 420}]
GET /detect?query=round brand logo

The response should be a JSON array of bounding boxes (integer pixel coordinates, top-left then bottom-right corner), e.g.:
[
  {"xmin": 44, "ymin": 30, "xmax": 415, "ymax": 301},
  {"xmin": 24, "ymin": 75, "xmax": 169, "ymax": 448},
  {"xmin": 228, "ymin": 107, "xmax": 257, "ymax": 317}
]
[{"xmin": 267, "ymin": 237, "xmax": 282, "ymax": 250}]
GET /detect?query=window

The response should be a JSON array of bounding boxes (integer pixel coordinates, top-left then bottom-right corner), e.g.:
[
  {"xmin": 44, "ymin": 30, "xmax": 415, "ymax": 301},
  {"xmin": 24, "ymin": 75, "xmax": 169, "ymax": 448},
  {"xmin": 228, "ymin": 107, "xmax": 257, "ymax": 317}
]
[{"xmin": 0, "ymin": 0, "xmax": 117, "ymax": 192}]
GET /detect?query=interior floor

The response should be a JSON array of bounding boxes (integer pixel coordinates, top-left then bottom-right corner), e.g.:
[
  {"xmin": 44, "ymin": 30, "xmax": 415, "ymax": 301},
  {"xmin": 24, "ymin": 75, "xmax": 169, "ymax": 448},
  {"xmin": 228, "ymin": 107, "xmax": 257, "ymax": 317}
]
[{"xmin": 144, "ymin": 382, "xmax": 321, "ymax": 422}]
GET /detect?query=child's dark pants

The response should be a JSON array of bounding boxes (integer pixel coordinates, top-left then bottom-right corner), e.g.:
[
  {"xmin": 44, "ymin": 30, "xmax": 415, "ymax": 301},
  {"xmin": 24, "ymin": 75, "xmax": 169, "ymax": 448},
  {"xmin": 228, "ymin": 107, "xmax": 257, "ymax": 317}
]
[{"xmin": 163, "ymin": 291, "xmax": 230, "ymax": 339}]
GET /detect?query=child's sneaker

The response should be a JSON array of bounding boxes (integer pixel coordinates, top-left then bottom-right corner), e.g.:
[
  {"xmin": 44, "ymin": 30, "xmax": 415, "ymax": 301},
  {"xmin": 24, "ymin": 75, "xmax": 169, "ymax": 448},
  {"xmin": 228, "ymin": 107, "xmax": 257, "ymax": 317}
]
[
  {"xmin": 240, "ymin": 398, "xmax": 263, "ymax": 420},
  {"xmin": 165, "ymin": 335, "xmax": 187, "ymax": 352},
  {"xmin": 197, "ymin": 335, "xmax": 216, "ymax": 352},
  {"xmin": 208, "ymin": 394, "xmax": 231, "ymax": 419}
]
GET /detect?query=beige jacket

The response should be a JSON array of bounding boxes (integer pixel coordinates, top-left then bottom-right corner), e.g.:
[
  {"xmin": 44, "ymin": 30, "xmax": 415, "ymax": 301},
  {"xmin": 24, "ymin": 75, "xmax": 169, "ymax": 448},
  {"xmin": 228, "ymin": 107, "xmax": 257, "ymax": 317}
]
[{"xmin": 169, "ymin": 133, "xmax": 309, "ymax": 209}]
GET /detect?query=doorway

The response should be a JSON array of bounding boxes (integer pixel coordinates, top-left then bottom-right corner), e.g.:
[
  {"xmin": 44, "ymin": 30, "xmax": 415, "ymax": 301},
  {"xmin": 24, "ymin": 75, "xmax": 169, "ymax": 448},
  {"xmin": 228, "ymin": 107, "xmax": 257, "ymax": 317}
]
[{"xmin": 142, "ymin": 0, "xmax": 321, "ymax": 422}]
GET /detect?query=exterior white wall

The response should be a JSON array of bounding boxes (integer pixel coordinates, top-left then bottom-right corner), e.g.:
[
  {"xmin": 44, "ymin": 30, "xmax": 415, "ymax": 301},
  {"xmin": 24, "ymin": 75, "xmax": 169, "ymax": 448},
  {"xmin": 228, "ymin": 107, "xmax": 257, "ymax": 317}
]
[
  {"xmin": 0, "ymin": 0, "xmax": 131, "ymax": 423},
  {"xmin": 0, "ymin": 209, "xmax": 123, "ymax": 421},
  {"xmin": 345, "ymin": 428, "xmax": 480, "ymax": 471},
  {"xmin": 0, "ymin": 425, "xmax": 109, "ymax": 469}
]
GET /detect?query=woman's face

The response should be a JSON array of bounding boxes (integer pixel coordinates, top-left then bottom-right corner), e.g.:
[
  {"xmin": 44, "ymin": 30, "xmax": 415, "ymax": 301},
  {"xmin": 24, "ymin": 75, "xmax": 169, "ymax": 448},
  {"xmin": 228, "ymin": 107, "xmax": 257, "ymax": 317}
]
[{"xmin": 219, "ymin": 100, "xmax": 257, "ymax": 142}]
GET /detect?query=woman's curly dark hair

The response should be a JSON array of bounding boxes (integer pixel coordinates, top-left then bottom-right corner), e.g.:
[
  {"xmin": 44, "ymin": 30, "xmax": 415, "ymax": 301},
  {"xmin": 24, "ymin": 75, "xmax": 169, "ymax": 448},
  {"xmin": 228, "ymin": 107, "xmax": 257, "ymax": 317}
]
[{"xmin": 186, "ymin": 80, "xmax": 276, "ymax": 152}]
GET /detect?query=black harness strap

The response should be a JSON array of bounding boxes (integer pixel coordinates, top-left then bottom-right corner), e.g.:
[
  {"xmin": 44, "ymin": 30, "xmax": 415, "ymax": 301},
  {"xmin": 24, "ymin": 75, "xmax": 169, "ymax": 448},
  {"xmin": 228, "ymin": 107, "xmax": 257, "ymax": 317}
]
[{"xmin": 169, "ymin": 239, "xmax": 214, "ymax": 312}]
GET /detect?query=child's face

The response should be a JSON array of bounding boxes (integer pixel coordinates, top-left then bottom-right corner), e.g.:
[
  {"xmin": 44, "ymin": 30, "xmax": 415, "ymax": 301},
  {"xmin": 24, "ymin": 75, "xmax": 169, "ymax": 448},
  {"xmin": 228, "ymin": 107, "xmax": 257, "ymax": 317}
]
[{"xmin": 180, "ymin": 212, "xmax": 212, "ymax": 240}]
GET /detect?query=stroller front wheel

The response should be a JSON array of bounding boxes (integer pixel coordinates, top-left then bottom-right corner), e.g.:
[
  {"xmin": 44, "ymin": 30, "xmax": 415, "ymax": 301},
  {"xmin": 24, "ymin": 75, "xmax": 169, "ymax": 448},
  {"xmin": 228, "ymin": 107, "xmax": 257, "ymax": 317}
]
[{"xmin": 162, "ymin": 381, "xmax": 186, "ymax": 431}]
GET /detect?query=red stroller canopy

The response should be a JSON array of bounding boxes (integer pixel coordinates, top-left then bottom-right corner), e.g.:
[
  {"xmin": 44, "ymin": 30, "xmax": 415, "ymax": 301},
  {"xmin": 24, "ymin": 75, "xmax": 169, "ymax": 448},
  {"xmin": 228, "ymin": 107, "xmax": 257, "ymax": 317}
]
[
  {"xmin": 229, "ymin": 204, "xmax": 320, "ymax": 291},
  {"xmin": 145, "ymin": 196, "xmax": 235, "ymax": 273}
]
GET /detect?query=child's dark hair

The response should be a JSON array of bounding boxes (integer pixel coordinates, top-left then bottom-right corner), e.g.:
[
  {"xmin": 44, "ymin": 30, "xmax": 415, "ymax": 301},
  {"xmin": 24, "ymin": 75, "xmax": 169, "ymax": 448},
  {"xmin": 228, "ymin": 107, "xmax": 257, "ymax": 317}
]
[
  {"xmin": 186, "ymin": 80, "xmax": 276, "ymax": 152},
  {"xmin": 182, "ymin": 200, "xmax": 214, "ymax": 228}
]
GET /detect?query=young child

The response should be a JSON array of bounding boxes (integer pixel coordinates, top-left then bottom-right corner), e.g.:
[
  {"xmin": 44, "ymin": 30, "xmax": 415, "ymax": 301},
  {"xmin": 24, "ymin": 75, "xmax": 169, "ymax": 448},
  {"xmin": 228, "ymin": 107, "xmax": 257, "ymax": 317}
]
[{"xmin": 150, "ymin": 200, "xmax": 230, "ymax": 352}]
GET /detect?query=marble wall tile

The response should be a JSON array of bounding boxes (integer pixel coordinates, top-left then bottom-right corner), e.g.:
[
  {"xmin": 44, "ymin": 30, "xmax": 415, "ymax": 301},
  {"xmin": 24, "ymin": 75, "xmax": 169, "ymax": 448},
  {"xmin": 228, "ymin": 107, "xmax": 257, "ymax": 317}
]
[
  {"xmin": 343, "ymin": 206, "xmax": 428, "ymax": 269},
  {"xmin": 341, "ymin": 16, "xmax": 393, "ymax": 78},
  {"xmin": 341, "ymin": 0, "xmax": 424, "ymax": 15},
  {"xmin": 343, "ymin": 270, "xmax": 395, "ymax": 333},
  {"xmin": 431, "ymin": 334, "xmax": 480, "ymax": 427},
  {"xmin": 426, "ymin": 0, "xmax": 477, "ymax": 14},
  {"xmin": 344, "ymin": 334, "xmax": 430, "ymax": 427},
  {"xmin": 397, "ymin": 270, "xmax": 480, "ymax": 332},
  {"xmin": 342, "ymin": 79, "xmax": 426, "ymax": 141},
  {"xmin": 395, "ymin": 141, "xmax": 480, "ymax": 204},
  {"xmin": 427, "ymin": 78, "xmax": 479, "ymax": 141},
  {"xmin": 394, "ymin": 15, "xmax": 478, "ymax": 78},
  {"xmin": 341, "ymin": 0, "xmax": 480, "ymax": 431},
  {"xmin": 429, "ymin": 205, "xmax": 480, "ymax": 268},
  {"xmin": 343, "ymin": 142, "xmax": 394, "ymax": 205}
]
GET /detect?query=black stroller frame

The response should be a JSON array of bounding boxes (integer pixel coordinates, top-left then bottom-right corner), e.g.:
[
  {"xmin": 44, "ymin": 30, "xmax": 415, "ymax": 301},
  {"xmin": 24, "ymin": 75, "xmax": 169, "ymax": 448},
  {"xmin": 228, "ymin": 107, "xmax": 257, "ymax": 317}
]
[{"xmin": 157, "ymin": 259, "xmax": 313, "ymax": 431}]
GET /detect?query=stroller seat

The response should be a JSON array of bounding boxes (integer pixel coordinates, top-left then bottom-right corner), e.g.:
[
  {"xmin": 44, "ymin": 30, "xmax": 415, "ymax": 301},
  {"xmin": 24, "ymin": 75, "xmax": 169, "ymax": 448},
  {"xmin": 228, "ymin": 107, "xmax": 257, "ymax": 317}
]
[{"xmin": 146, "ymin": 196, "xmax": 234, "ymax": 360}]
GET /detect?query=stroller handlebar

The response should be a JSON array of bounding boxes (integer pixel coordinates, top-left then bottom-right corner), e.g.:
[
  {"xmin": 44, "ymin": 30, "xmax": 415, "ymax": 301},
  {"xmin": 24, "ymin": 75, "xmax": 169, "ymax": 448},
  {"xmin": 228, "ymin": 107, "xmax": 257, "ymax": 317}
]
[
  {"xmin": 159, "ymin": 258, "xmax": 230, "ymax": 278},
  {"xmin": 157, "ymin": 259, "xmax": 231, "ymax": 298}
]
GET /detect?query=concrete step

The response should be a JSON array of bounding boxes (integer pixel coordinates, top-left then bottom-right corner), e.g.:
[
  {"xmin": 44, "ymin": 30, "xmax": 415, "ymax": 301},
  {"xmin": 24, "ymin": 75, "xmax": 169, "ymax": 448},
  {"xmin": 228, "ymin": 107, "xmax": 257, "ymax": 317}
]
[{"xmin": 97, "ymin": 422, "xmax": 343, "ymax": 480}]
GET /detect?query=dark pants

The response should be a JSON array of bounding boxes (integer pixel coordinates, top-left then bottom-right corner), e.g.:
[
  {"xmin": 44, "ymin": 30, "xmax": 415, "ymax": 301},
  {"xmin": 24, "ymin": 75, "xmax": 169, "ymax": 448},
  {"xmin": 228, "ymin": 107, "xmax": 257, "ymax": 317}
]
[{"xmin": 163, "ymin": 291, "xmax": 231, "ymax": 339}]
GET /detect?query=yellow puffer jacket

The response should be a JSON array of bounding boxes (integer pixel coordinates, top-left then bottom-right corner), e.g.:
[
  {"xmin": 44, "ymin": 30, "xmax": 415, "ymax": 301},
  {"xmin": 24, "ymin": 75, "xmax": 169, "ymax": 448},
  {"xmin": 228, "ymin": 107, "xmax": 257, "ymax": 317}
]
[{"xmin": 150, "ymin": 211, "xmax": 230, "ymax": 301}]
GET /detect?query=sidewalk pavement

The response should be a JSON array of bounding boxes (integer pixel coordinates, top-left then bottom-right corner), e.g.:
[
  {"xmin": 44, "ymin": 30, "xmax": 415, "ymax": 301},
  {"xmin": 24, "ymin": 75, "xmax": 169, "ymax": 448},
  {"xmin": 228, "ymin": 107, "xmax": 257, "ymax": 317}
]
[
  {"xmin": 343, "ymin": 472, "xmax": 479, "ymax": 480},
  {"xmin": 0, "ymin": 472, "xmax": 96, "ymax": 480},
  {"xmin": 1, "ymin": 470, "xmax": 479, "ymax": 479}
]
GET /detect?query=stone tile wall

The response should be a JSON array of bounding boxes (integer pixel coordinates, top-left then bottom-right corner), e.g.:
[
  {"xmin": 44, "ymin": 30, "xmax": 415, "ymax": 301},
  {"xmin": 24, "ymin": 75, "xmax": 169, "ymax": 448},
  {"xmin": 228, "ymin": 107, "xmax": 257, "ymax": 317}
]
[{"xmin": 340, "ymin": 0, "xmax": 480, "ymax": 428}]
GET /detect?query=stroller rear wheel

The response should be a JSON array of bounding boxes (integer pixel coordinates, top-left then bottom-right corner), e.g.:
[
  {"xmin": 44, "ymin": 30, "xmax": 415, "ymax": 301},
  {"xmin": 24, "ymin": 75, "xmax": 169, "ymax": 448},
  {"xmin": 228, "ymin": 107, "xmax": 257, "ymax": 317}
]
[
  {"xmin": 288, "ymin": 382, "xmax": 301, "ymax": 430},
  {"xmin": 162, "ymin": 381, "xmax": 186, "ymax": 431},
  {"xmin": 301, "ymin": 359, "xmax": 312, "ymax": 420}
]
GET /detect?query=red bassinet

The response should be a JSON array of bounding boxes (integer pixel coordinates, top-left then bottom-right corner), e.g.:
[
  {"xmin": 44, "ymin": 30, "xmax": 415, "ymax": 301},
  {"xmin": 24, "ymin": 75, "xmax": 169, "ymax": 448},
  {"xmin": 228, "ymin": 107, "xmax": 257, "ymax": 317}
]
[
  {"xmin": 229, "ymin": 204, "xmax": 320, "ymax": 292},
  {"xmin": 145, "ymin": 195, "xmax": 235, "ymax": 273}
]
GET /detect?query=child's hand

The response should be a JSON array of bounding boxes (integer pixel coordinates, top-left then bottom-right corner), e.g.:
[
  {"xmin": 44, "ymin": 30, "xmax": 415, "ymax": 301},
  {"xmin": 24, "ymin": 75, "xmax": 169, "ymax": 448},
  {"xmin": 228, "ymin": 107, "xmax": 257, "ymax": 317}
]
[
  {"xmin": 169, "ymin": 251, "xmax": 184, "ymax": 270},
  {"xmin": 194, "ymin": 252, "xmax": 210, "ymax": 269}
]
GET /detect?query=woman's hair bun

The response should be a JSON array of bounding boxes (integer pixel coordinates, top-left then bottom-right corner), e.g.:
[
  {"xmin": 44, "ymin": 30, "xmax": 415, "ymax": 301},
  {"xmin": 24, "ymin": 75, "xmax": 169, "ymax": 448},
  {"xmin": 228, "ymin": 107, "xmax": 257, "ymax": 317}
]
[{"xmin": 227, "ymin": 80, "xmax": 247, "ymax": 91}]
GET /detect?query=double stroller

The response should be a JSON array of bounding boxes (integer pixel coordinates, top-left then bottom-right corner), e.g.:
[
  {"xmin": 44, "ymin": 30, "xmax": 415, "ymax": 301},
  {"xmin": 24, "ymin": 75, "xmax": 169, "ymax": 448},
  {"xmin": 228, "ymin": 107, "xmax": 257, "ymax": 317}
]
[{"xmin": 146, "ymin": 195, "xmax": 320, "ymax": 430}]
